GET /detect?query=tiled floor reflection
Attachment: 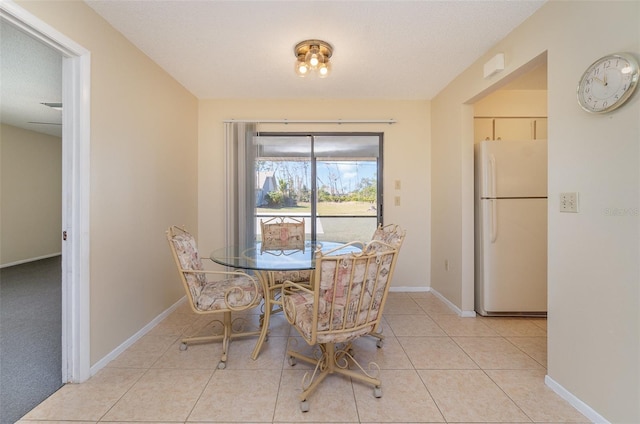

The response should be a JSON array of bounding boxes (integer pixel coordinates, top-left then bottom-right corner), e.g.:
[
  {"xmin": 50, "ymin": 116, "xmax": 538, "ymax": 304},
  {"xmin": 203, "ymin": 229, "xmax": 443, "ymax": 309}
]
[{"xmin": 19, "ymin": 292, "xmax": 590, "ymax": 423}]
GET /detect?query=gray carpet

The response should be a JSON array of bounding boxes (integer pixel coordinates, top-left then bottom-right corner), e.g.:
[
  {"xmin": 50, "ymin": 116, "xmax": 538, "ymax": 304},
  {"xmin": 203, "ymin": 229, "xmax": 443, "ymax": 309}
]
[{"xmin": 0, "ymin": 256, "xmax": 62, "ymax": 424}]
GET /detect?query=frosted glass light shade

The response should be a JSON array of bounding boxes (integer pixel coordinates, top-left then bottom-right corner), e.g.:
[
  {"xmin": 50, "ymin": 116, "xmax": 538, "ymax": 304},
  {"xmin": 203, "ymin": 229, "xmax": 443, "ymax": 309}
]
[{"xmin": 293, "ymin": 39, "xmax": 333, "ymax": 77}]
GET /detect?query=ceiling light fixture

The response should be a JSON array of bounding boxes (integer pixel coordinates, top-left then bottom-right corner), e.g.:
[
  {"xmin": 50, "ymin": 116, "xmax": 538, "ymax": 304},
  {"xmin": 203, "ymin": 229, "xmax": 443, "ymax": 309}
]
[{"xmin": 294, "ymin": 39, "xmax": 333, "ymax": 78}]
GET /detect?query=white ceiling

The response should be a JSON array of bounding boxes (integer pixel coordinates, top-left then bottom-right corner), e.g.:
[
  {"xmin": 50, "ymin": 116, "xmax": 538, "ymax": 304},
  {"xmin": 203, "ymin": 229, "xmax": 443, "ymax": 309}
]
[
  {"xmin": 86, "ymin": 0, "xmax": 546, "ymax": 99},
  {"xmin": 1, "ymin": 1, "xmax": 547, "ymax": 138},
  {"xmin": 0, "ymin": 21, "xmax": 62, "ymax": 137}
]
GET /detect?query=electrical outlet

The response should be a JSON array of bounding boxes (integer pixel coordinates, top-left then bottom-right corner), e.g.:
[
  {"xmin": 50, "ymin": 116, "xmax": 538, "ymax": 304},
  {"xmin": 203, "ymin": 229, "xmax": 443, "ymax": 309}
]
[{"xmin": 560, "ymin": 192, "xmax": 579, "ymax": 213}]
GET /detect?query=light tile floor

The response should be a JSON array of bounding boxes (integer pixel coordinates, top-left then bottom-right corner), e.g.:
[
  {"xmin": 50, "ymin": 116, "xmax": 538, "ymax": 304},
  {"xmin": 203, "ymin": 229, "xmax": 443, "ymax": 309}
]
[{"xmin": 19, "ymin": 292, "xmax": 590, "ymax": 423}]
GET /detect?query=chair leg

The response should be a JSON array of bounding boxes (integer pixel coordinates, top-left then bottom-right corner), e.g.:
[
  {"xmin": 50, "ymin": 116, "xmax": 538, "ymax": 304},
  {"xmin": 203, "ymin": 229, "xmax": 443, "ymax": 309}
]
[
  {"xmin": 180, "ymin": 311, "xmax": 261, "ymax": 369},
  {"xmin": 287, "ymin": 342, "xmax": 382, "ymax": 411},
  {"xmin": 369, "ymin": 330, "xmax": 385, "ymax": 348},
  {"xmin": 219, "ymin": 311, "xmax": 231, "ymax": 368}
]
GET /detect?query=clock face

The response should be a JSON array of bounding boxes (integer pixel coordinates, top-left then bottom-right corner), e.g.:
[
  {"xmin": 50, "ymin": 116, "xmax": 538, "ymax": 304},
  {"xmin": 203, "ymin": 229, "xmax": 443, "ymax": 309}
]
[{"xmin": 577, "ymin": 53, "xmax": 639, "ymax": 113}]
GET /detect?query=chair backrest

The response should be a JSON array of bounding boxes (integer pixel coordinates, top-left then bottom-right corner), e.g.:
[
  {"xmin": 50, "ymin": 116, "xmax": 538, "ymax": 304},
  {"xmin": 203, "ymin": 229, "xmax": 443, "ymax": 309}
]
[
  {"xmin": 166, "ymin": 225, "xmax": 206, "ymax": 302},
  {"xmin": 260, "ymin": 217, "xmax": 305, "ymax": 251},
  {"xmin": 308, "ymin": 240, "xmax": 400, "ymax": 343},
  {"xmin": 371, "ymin": 223, "xmax": 406, "ymax": 251}
]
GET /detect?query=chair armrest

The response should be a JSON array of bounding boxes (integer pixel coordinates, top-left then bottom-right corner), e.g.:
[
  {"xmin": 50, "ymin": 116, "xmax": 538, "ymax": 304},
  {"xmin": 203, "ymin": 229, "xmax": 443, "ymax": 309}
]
[
  {"xmin": 320, "ymin": 240, "xmax": 365, "ymax": 256},
  {"xmin": 281, "ymin": 280, "xmax": 314, "ymax": 326},
  {"xmin": 281, "ymin": 280, "xmax": 313, "ymax": 296},
  {"xmin": 182, "ymin": 269, "xmax": 262, "ymax": 311}
]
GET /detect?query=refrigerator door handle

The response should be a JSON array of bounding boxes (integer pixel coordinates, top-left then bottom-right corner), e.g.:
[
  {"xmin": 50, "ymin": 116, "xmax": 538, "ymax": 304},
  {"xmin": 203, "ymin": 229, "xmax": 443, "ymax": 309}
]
[
  {"xmin": 488, "ymin": 154, "xmax": 496, "ymax": 198},
  {"xmin": 490, "ymin": 199, "xmax": 498, "ymax": 243}
]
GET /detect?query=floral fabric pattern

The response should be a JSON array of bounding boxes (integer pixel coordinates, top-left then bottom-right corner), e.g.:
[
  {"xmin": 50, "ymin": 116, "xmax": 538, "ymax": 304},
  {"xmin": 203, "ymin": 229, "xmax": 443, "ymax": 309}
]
[
  {"xmin": 170, "ymin": 232, "xmax": 206, "ymax": 299},
  {"xmin": 285, "ymin": 241, "xmax": 397, "ymax": 345},
  {"xmin": 261, "ymin": 222, "xmax": 305, "ymax": 251},
  {"xmin": 371, "ymin": 224, "xmax": 405, "ymax": 250},
  {"xmin": 271, "ymin": 269, "xmax": 312, "ymax": 284},
  {"xmin": 196, "ymin": 276, "xmax": 262, "ymax": 311},
  {"xmin": 261, "ymin": 218, "xmax": 310, "ymax": 284},
  {"xmin": 169, "ymin": 229, "xmax": 262, "ymax": 312}
]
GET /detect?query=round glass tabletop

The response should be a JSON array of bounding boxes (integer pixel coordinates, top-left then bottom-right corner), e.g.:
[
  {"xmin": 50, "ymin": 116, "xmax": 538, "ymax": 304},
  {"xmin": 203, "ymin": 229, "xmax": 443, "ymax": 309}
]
[{"xmin": 209, "ymin": 241, "xmax": 360, "ymax": 271}]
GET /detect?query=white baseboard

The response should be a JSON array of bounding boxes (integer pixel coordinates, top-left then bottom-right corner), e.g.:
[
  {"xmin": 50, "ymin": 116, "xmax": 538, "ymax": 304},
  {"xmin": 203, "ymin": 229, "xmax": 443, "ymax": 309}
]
[
  {"xmin": 1, "ymin": 252, "xmax": 62, "ymax": 268},
  {"xmin": 429, "ymin": 287, "xmax": 477, "ymax": 317},
  {"xmin": 389, "ymin": 286, "xmax": 430, "ymax": 293},
  {"xmin": 545, "ymin": 375, "xmax": 607, "ymax": 423},
  {"xmin": 389, "ymin": 286, "xmax": 477, "ymax": 317},
  {"xmin": 89, "ymin": 296, "xmax": 186, "ymax": 376}
]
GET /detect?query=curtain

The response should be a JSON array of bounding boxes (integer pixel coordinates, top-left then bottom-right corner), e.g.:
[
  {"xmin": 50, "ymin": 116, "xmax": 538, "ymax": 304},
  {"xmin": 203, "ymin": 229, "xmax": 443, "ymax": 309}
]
[{"xmin": 224, "ymin": 122, "xmax": 258, "ymax": 247}]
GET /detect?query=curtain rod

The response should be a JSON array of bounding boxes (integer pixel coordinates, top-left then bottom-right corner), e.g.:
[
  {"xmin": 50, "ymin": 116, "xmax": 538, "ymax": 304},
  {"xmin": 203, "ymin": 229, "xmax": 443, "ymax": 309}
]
[{"xmin": 223, "ymin": 119, "xmax": 396, "ymax": 124}]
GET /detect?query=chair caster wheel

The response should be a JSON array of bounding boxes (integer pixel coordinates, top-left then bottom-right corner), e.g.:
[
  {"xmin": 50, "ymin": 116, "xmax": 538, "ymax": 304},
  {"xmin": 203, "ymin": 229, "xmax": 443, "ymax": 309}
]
[
  {"xmin": 373, "ymin": 386, "xmax": 382, "ymax": 398},
  {"xmin": 179, "ymin": 342, "xmax": 188, "ymax": 351},
  {"xmin": 300, "ymin": 400, "xmax": 310, "ymax": 412},
  {"xmin": 376, "ymin": 339, "xmax": 384, "ymax": 348},
  {"xmin": 217, "ymin": 361, "xmax": 226, "ymax": 369},
  {"xmin": 288, "ymin": 356, "xmax": 297, "ymax": 366}
]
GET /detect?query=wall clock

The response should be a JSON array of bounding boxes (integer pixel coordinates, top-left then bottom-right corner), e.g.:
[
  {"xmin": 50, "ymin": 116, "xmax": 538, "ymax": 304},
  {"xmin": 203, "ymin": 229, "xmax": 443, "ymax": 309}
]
[{"xmin": 577, "ymin": 52, "xmax": 639, "ymax": 113}]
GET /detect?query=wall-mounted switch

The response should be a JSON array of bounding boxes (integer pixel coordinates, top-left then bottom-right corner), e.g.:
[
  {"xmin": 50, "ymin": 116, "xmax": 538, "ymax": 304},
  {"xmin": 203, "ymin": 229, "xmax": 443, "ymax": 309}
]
[
  {"xmin": 394, "ymin": 196, "xmax": 401, "ymax": 206},
  {"xmin": 560, "ymin": 192, "xmax": 579, "ymax": 213},
  {"xmin": 394, "ymin": 180, "xmax": 401, "ymax": 190}
]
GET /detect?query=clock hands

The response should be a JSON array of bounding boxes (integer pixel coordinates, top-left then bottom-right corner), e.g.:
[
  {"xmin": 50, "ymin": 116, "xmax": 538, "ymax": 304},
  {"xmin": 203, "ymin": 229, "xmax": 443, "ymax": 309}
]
[{"xmin": 593, "ymin": 69, "xmax": 608, "ymax": 86}]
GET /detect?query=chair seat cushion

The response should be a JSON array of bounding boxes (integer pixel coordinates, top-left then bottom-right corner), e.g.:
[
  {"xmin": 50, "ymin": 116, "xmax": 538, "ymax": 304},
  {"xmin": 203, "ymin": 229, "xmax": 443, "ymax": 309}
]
[
  {"xmin": 271, "ymin": 270, "xmax": 312, "ymax": 285},
  {"xmin": 286, "ymin": 291, "xmax": 373, "ymax": 344},
  {"xmin": 196, "ymin": 276, "xmax": 262, "ymax": 311}
]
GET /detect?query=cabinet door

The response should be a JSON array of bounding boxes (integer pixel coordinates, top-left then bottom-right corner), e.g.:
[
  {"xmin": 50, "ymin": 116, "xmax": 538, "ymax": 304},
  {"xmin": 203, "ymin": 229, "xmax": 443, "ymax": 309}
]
[
  {"xmin": 474, "ymin": 118, "xmax": 494, "ymax": 143},
  {"xmin": 494, "ymin": 118, "xmax": 533, "ymax": 140},
  {"xmin": 534, "ymin": 118, "xmax": 547, "ymax": 139}
]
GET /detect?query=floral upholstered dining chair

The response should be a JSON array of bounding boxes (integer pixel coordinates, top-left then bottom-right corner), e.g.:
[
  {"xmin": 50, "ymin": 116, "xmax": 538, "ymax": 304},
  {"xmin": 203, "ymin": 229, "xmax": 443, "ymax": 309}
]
[
  {"xmin": 368, "ymin": 223, "xmax": 405, "ymax": 346},
  {"xmin": 259, "ymin": 217, "xmax": 313, "ymax": 318},
  {"xmin": 260, "ymin": 216, "xmax": 305, "ymax": 252},
  {"xmin": 281, "ymin": 238, "xmax": 401, "ymax": 412},
  {"xmin": 166, "ymin": 225, "xmax": 263, "ymax": 369}
]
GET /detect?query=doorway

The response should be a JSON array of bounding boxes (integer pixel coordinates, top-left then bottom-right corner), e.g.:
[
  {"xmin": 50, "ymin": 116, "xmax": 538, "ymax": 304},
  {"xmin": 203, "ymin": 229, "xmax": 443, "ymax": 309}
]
[
  {"xmin": 0, "ymin": 1, "xmax": 92, "ymax": 390},
  {"xmin": 466, "ymin": 53, "xmax": 547, "ymax": 315},
  {"xmin": 0, "ymin": 19, "xmax": 65, "ymax": 424}
]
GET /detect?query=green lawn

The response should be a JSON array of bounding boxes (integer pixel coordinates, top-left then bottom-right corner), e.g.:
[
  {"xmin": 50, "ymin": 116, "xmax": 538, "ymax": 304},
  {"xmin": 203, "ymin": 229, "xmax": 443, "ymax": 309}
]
[{"xmin": 257, "ymin": 201, "xmax": 378, "ymax": 242}]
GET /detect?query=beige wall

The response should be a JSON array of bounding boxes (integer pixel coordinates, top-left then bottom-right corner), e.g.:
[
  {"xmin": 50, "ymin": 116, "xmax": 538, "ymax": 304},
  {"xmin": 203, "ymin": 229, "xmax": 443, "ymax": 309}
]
[
  {"xmin": 16, "ymin": 1, "xmax": 199, "ymax": 365},
  {"xmin": 197, "ymin": 99, "xmax": 430, "ymax": 290},
  {"xmin": 0, "ymin": 124, "xmax": 62, "ymax": 266},
  {"xmin": 431, "ymin": 1, "xmax": 639, "ymax": 422},
  {"xmin": 474, "ymin": 89, "xmax": 547, "ymax": 117}
]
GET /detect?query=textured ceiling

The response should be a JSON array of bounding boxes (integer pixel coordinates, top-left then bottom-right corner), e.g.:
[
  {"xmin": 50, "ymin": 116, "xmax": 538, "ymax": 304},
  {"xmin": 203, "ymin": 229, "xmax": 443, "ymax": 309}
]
[
  {"xmin": 86, "ymin": 0, "xmax": 546, "ymax": 99},
  {"xmin": 1, "ymin": 1, "xmax": 547, "ymax": 138},
  {"xmin": 0, "ymin": 22, "xmax": 62, "ymax": 137}
]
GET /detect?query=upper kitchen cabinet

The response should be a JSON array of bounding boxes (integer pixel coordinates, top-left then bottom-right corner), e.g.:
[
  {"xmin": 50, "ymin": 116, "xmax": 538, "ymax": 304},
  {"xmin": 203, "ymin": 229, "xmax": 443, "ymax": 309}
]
[
  {"xmin": 474, "ymin": 117, "xmax": 548, "ymax": 142},
  {"xmin": 534, "ymin": 118, "xmax": 547, "ymax": 139},
  {"xmin": 474, "ymin": 62, "xmax": 547, "ymax": 142},
  {"xmin": 495, "ymin": 117, "xmax": 532, "ymax": 140}
]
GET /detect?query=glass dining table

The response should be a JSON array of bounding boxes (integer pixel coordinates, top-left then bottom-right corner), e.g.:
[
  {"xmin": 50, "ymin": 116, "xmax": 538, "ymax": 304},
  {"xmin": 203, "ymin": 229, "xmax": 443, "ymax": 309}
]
[{"xmin": 210, "ymin": 240, "xmax": 360, "ymax": 360}]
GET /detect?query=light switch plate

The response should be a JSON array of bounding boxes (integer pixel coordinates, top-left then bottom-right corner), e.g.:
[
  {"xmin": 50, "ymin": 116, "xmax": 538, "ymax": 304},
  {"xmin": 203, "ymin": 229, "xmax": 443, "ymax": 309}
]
[{"xmin": 560, "ymin": 192, "xmax": 579, "ymax": 213}]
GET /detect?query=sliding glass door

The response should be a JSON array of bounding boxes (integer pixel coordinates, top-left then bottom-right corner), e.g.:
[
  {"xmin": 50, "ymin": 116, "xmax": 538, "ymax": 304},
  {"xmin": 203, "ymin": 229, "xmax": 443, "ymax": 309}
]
[{"xmin": 253, "ymin": 132, "xmax": 382, "ymax": 243}]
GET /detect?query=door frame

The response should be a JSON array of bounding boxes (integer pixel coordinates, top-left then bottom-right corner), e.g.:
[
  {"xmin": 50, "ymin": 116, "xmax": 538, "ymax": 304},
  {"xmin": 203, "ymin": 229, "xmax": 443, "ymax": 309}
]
[{"xmin": 1, "ymin": 1, "xmax": 91, "ymax": 383}]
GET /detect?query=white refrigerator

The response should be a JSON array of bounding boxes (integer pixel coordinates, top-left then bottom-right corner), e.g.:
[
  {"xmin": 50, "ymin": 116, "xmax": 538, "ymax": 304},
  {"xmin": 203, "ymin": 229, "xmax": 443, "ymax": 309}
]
[{"xmin": 474, "ymin": 140, "xmax": 547, "ymax": 316}]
